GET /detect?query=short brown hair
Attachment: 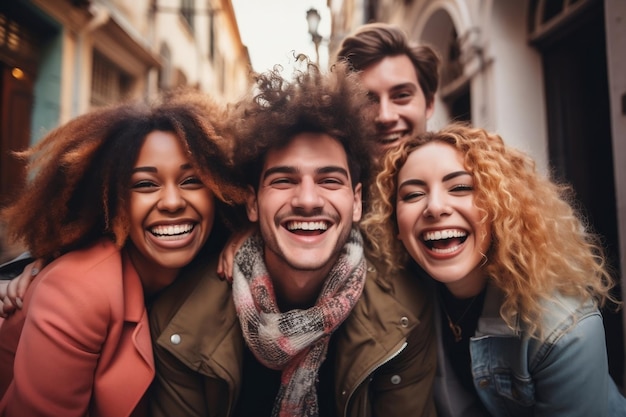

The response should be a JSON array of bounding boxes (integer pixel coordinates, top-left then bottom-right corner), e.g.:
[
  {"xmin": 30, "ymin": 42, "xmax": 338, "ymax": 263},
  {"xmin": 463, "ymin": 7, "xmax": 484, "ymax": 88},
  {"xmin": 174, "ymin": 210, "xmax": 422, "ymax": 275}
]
[{"xmin": 335, "ymin": 23, "xmax": 440, "ymax": 107}]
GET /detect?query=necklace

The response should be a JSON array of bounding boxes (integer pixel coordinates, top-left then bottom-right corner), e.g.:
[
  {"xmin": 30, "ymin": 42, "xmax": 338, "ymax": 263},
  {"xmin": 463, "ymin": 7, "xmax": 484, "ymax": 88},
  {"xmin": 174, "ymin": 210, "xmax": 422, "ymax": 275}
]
[{"xmin": 439, "ymin": 294, "xmax": 478, "ymax": 343}]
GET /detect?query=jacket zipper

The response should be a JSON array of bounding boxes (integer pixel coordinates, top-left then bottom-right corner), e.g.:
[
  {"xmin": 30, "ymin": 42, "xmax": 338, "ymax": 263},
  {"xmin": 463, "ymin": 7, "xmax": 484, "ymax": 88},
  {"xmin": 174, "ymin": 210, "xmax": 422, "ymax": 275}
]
[{"xmin": 343, "ymin": 341, "xmax": 408, "ymax": 416}]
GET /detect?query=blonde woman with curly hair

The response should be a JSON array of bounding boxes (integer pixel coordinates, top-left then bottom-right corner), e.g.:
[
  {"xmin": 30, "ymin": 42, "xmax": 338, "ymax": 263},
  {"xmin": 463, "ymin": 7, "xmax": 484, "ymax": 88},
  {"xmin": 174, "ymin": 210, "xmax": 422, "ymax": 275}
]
[{"xmin": 361, "ymin": 122, "xmax": 625, "ymax": 416}]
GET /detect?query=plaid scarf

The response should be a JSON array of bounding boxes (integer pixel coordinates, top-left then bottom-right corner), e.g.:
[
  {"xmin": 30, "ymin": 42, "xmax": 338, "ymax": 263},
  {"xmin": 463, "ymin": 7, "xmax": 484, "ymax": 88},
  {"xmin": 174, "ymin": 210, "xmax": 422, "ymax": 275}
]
[{"xmin": 232, "ymin": 228, "xmax": 367, "ymax": 417}]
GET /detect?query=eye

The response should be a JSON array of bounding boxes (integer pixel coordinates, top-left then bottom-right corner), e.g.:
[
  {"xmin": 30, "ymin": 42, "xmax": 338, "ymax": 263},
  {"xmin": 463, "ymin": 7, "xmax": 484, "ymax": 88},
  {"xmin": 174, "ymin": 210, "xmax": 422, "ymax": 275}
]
[
  {"xmin": 399, "ymin": 190, "xmax": 425, "ymax": 202},
  {"xmin": 319, "ymin": 177, "xmax": 345, "ymax": 188},
  {"xmin": 267, "ymin": 177, "xmax": 296, "ymax": 189},
  {"xmin": 450, "ymin": 184, "xmax": 473, "ymax": 193},
  {"xmin": 132, "ymin": 179, "xmax": 158, "ymax": 190},
  {"xmin": 392, "ymin": 90, "xmax": 414, "ymax": 103},
  {"xmin": 181, "ymin": 176, "xmax": 205, "ymax": 188}
]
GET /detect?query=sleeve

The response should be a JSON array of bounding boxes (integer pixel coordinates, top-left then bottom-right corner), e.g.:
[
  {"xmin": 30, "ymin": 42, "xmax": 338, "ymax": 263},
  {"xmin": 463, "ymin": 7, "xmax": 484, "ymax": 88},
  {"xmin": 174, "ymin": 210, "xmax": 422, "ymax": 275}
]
[
  {"xmin": 370, "ymin": 296, "xmax": 438, "ymax": 417},
  {"xmin": 0, "ymin": 264, "xmax": 111, "ymax": 417},
  {"xmin": 532, "ymin": 312, "xmax": 610, "ymax": 417}
]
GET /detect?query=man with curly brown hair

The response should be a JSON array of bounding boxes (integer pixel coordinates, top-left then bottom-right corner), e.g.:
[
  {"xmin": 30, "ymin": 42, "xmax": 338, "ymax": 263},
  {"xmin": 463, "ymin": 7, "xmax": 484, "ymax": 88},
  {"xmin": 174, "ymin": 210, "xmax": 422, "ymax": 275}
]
[{"xmin": 148, "ymin": 64, "xmax": 437, "ymax": 417}]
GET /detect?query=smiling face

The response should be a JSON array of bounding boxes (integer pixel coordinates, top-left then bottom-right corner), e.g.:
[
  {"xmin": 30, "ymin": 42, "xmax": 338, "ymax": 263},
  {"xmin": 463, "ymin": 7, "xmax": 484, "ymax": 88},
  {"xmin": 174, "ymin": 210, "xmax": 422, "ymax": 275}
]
[
  {"xmin": 359, "ymin": 55, "xmax": 434, "ymax": 156},
  {"xmin": 246, "ymin": 132, "xmax": 362, "ymax": 278},
  {"xmin": 126, "ymin": 130, "xmax": 215, "ymax": 294},
  {"xmin": 396, "ymin": 141, "xmax": 490, "ymax": 297}
]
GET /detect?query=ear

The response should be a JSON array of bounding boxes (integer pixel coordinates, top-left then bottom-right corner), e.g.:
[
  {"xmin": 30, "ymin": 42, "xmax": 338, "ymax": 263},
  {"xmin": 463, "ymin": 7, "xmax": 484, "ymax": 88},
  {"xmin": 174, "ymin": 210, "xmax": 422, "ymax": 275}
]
[
  {"xmin": 425, "ymin": 99, "xmax": 435, "ymax": 120},
  {"xmin": 245, "ymin": 186, "xmax": 259, "ymax": 222},
  {"xmin": 352, "ymin": 183, "xmax": 363, "ymax": 222}
]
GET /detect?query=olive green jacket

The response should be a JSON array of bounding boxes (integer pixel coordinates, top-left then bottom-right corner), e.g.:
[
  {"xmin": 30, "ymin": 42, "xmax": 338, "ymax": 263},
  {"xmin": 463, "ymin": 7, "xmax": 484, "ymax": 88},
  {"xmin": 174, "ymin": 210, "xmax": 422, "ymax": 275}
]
[{"xmin": 149, "ymin": 256, "xmax": 437, "ymax": 417}]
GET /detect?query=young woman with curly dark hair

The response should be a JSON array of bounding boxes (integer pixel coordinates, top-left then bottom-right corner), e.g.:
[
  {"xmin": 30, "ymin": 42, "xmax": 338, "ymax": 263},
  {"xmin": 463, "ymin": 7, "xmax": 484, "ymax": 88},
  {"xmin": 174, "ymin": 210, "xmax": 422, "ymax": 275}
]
[{"xmin": 0, "ymin": 89, "xmax": 245, "ymax": 417}]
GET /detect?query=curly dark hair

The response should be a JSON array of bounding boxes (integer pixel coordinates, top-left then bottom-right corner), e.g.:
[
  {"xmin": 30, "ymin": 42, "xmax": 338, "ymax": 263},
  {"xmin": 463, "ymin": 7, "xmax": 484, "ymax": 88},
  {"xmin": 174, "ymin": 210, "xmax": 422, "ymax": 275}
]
[
  {"xmin": 1, "ymin": 88, "xmax": 247, "ymax": 261},
  {"xmin": 335, "ymin": 22, "xmax": 441, "ymax": 107},
  {"xmin": 230, "ymin": 62, "xmax": 376, "ymax": 204}
]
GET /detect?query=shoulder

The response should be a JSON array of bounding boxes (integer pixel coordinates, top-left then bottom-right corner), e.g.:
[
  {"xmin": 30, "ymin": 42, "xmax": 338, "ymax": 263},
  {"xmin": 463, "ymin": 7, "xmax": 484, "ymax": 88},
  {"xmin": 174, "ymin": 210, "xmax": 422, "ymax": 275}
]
[
  {"xmin": 151, "ymin": 255, "xmax": 233, "ymax": 331},
  {"xmin": 28, "ymin": 240, "xmax": 124, "ymax": 315},
  {"xmin": 43, "ymin": 239, "xmax": 122, "ymax": 282},
  {"xmin": 351, "ymin": 260, "xmax": 433, "ymax": 337},
  {"xmin": 535, "ymin": 293, "xmax": 601, "ymax": 345},
  {"xmin": 364, "ymin": 258, "xmax": 432, "ymax": 312}
]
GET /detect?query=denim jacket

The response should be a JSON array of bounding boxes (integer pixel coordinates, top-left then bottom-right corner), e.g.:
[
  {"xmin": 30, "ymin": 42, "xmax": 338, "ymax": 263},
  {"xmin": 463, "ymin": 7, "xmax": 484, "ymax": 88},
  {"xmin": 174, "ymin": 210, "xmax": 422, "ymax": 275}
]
[{"xmin": 435, "ymin": 283, "xmax": 626, "ymax": 417}]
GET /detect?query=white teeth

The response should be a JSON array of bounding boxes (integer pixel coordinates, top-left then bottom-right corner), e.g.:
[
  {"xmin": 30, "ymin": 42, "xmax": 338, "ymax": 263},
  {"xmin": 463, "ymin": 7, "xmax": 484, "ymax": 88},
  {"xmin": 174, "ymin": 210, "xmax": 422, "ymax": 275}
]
[
  {"xmin": 431, "ymin": 244, "xmax": 462, "ymax": 254},
  {"xmin": 151, "ymin": 224, "xmax": 194, "ymax": 237},
  {"xmin": 286, "ymin": 221, "xmax": 328, "ymax": 231},
  {"xmin": 379, "ymin": 132, "xmax": 402, "ymax": 142},
  {"xmin": 423, "ymin": 229, "xmax": 466, "ymax": 241}
]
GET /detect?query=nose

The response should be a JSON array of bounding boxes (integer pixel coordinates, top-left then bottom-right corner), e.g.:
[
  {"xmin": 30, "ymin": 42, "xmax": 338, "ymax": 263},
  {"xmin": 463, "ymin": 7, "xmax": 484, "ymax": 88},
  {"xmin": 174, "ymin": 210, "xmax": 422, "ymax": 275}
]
[
  {"xmin": 423, "ymin": 189, "xmax": 451, "ymax": 219},
  {"xmin": 375, "ymin": 97, "xmax": 399, "ymax": 125},
  {"xmin": 157, "ymin": 184, "xmax": 186, "ymax": 212},
  {"xmin": 292, "ymin": 177, "xmax": 324, "ymax": 212}
]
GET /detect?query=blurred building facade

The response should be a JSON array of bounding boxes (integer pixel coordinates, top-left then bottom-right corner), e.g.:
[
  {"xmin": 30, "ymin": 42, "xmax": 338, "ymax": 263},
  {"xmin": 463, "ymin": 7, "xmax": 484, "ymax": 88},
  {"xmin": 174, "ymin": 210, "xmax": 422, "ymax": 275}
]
[
  {"xmin": 0, "ymin": 0, "xmax": 251, "ymax": 207},
  {"xmin": 330, "ymin": 0, "xmax": 626, "ymax": 388}
]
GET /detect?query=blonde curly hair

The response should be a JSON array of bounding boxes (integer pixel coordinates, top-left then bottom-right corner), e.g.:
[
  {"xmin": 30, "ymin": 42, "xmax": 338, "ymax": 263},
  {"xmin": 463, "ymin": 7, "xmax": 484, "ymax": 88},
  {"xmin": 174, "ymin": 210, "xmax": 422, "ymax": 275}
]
[{"xmin": 361, "ymin": 122, "xmax": 618, "ymax": 338}]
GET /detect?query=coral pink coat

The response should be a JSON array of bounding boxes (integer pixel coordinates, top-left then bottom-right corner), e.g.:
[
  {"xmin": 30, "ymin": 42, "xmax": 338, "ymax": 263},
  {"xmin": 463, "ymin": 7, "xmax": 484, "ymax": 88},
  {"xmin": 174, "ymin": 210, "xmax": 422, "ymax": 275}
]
[{"xmin": 0, "ymin": 240, "xmax": 154, "ymax": 417}]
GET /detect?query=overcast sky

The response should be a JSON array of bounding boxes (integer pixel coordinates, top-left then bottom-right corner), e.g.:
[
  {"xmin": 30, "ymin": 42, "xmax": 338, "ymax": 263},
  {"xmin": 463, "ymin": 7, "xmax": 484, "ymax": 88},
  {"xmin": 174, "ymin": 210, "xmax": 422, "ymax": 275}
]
[{"xmin": 231, "ymin": 0, "xmax": 332, "ymax": 73}]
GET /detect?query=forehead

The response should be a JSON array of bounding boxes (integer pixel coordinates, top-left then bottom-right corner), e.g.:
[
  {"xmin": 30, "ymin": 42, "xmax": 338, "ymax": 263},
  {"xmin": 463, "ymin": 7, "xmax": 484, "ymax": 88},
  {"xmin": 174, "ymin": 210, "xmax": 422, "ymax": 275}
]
[
  {"xmin": 399, "ymin": 142, "xmax": 464, "ymax": 177},
  {"xmin": 262, "ymin": 132, "xmax": 350, "ymax": 173},
  {"xmin": 136, "ymin": 130, "xmax": 185, "ymax": 162},
  {"xmin": 359, "ymin": 55, "xmax": 419, "ymax": 92}
]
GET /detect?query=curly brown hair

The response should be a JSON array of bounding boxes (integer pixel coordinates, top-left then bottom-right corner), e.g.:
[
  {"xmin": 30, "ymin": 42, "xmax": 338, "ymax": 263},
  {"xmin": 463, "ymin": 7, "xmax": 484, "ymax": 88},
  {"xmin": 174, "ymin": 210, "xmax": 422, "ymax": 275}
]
[
  {"xmin": 229, "ymin": 62, "xmax": 376, "ymax": 201},
  {"xmin": 334, "ymin": 22, "xmax": 441, "ymax": 108},
  {"xmin": 1, "ymin": 88, "xmax": 247, "ymax": 261},
  {"xmin": 361, "ymin": 122, "xmax": 618, "ymax": 338}
]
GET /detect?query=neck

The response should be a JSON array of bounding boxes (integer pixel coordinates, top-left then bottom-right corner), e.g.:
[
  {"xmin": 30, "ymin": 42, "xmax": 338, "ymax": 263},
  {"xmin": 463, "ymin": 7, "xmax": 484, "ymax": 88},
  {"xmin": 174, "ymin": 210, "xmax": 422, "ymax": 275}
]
[
  {"xmin": 264, "ymin": 253, "xmax": 332, "ymax": 311},
  {"xmin": 124, "ymin": 245, "xmax": 179, "ymax": 299},
  {"xmin": 444, "ymin": 267, "xmax": 488, "ymax": 299}
]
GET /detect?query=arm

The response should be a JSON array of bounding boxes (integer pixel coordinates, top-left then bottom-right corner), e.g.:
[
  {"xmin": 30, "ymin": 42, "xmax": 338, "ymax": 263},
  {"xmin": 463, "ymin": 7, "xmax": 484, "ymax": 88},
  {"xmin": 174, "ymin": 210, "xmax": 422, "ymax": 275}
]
[
  {"xmin": 0, "ymin": 259, "xmax": 43, "ymax": 318},
  {"xmin": 216, "ymin": 226, "xmax": 255, "ymax": 282},
  {"xmin": 0, "ymin": 260, "xmax": 111, "ymax": 416},
  {"xmin": 532, "ymin": 311, "xmax": 611, "ymax": 417}
]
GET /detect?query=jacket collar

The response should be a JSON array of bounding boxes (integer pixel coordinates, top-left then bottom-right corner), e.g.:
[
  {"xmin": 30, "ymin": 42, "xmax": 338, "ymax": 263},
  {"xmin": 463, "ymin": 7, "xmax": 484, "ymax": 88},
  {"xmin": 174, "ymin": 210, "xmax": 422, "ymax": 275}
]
[
  {"xmin": 121, "ymin": 251, "xmax": 154, "ymax": 366},
  {"xmin": 153, "ymin": 256, "xmax": 244, "ymax": 384},
  {"xmin": 334, "ymin": 261, "xmax": 421, "ymax": 398},
  {"xmin": 475, "ymin": 283, "xmax": 520, "ymax": 337}
]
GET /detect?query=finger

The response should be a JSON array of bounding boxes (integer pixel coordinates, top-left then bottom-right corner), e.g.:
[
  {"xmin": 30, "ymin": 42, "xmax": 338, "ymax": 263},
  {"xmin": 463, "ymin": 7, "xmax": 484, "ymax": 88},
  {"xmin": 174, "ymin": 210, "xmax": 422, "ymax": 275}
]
[
  {"xmin": 0, "ymin": 280, "xmax": 8, "ymax": 300},
  {"xmin": 223, "ymin": 245, "xmax": 235, "ymax": 283},
  {"xmin": 16, "ymin": 260, "xmax": 43, "ymax": 299},
  {"xmin": 1, "ymin": 294, "xmax": 17, "ymax": 317},
  {"xmin": 217, "ymin": 250, "xmax": 226, "ymax": 279}
]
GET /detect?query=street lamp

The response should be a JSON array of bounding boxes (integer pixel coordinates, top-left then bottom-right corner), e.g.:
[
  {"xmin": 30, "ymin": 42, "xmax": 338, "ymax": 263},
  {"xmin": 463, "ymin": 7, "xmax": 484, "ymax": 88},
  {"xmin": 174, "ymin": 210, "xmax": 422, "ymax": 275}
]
[{"xmin": 306, "ymin": 8, "xmax": 322, "ymax": 65}]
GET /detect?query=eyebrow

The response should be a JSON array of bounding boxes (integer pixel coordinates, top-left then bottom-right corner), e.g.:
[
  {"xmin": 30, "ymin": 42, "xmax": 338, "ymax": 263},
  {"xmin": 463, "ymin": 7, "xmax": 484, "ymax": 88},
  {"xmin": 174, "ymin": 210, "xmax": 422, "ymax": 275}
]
[
  {"xmin": 262, "ymin": 165, "xmax": 350, "ymax": 180},
  {"xmin": 389, "ymin": 82, "xmax": 417, "ymax": 92},
  {"xmin": 399, "ymin": 170, "xmax": 471, "ymax": 188},
  {"xmin": 132, "ymin": 163, "xmax": 193, "ymax": 174}
]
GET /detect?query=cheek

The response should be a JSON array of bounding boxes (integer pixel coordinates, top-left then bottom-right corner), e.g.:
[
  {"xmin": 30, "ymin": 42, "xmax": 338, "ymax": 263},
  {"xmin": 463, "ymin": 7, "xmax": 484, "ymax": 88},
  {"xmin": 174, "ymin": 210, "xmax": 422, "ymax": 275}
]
[
  {"xmin": 196, "ymin": 191, "xmax": 216, "ymax": 217},
  {"xmin": 128, "ymin": 195, "xmax": 149, "ymax": 228},
  {"xmin": 395, "ymin": 206, "xmax": 415, "ymax": 241}
]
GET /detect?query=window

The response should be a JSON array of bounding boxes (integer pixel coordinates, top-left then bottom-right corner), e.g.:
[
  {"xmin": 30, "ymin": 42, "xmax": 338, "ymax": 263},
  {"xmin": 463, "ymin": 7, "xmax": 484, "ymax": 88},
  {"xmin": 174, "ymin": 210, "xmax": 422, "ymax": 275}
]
[
  {"xmin": 91, "ymin": 50, "xmax": 132, "ymax": 107},
  {"xmin": 180, "ymin": 0, "xmax": 194, "ymax": 32},
  {"xmin": 158, "ymin": 43, "xmax": 172, "ymax": 90}
]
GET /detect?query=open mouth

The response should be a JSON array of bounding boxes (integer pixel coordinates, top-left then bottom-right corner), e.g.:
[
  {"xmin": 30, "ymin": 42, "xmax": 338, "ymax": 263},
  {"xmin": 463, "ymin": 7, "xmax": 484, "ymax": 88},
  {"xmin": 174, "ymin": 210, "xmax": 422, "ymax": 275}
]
[
  {"xmin": 378, "ymin": 131, "xmax": 408, "ymax": 145},
  {"xmin": 422, "ymin": 229, "xmax": 468, "ymax": 254},
  {"xmin": 150, "ymin": 223, "xmax": 195, "ymax": 240},
  {"xmin": 284, "ymin": 220, "xmax": 329, "ymax": 236}
]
